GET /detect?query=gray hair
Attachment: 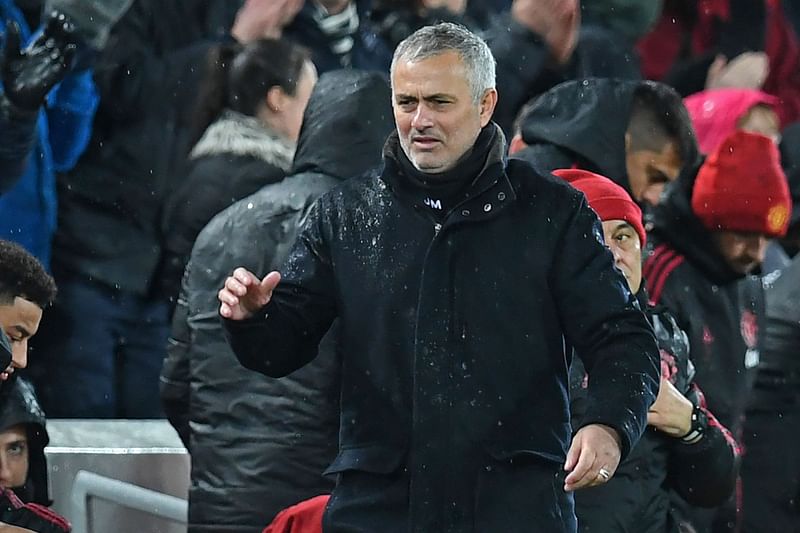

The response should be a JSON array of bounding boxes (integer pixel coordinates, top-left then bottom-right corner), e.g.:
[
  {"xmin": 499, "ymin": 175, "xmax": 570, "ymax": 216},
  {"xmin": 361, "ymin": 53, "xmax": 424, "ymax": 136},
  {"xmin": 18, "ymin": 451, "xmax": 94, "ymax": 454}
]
[{"xmin": 391, "ymin": 22, "xmax": 496, "ymax": 103}]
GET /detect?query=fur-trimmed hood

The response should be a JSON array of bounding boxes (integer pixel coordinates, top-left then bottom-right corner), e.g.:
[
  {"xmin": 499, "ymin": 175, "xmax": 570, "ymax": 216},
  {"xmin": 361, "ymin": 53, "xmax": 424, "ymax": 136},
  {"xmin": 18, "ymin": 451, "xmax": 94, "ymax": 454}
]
[{"xmin": 190, "ymin": 110, "xmax": 295, "ymax": 171}]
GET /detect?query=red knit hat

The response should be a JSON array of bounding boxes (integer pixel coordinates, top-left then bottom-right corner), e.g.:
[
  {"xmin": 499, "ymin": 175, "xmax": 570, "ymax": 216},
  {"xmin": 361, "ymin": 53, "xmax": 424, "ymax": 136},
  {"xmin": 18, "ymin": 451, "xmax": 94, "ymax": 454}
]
[
  {"xmin": 553, "ymin": 169, "xmax": 647, "ymax": 248},
  {"xmin": 692, "ymin": 130, "xmax": 792, "ymax": 237}
]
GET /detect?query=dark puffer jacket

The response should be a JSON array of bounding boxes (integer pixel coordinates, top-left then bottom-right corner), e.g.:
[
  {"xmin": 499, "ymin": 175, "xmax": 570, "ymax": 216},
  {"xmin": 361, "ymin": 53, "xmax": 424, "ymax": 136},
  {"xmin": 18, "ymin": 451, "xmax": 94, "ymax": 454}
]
[
  {"xmin": 159, "ymin": 111, "xmax": 295, "ymax": 301},
  {"xmin": 160, "ymin": 70, "xmax": 394, "ymax": 532},
  {"xmin": 512, "ymin": 78, "xmax": 698, "ymax": 196},
  {"xmin": 223, "ymin": 123, "xmax": 660, "ymax": 532},
  {"xmin": 571, "ymin": 290, "xmax": 739, "ymax": 532}
]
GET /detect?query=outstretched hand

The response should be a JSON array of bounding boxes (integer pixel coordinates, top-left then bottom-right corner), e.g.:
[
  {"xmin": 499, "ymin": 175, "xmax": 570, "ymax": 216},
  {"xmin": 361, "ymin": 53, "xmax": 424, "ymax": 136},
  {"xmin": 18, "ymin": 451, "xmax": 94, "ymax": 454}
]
[
  {"xmin": 2, "ymin": 12, "xmax": 77, "ymax": 111},
  {"xmin": 218, "ymin": 268, "xmax": 281, "ymax": 320},
  {"xmin": 563, "ymin": 423, "xmax": 621, "ymax": 491}
]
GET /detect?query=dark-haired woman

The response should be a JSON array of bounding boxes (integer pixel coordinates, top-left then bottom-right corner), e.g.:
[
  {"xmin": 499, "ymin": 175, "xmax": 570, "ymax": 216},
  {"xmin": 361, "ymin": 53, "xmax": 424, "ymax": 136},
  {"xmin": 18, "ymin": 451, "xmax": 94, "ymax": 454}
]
[{"xmin": 160, "ymin": 38, "xmax": 317, "ymax": 302}]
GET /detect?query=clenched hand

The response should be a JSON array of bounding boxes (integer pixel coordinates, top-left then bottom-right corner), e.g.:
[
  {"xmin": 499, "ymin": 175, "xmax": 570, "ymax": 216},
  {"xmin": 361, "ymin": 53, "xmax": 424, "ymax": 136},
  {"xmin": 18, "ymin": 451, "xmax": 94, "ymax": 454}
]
[{"xmin": 218, "ymin": 268, "xmax": 281, "ymax": 320}]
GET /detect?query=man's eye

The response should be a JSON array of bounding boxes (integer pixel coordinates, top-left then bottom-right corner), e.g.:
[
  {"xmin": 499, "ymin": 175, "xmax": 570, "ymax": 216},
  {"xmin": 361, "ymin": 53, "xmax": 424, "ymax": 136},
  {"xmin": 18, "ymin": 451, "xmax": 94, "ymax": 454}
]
[
  {"xmin": 616, "ymin": 234, "xmax": 630, "ymax": 241},
  {"xmin": 8, "ymin": 443, "xmax": 25, "ymax": 455}
]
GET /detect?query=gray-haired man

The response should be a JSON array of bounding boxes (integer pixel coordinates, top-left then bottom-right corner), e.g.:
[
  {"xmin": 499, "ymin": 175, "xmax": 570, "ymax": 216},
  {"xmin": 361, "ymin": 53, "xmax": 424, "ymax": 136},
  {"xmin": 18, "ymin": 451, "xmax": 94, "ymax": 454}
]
[{"xmin": 219, "ymin": 23, "xmax": 659, "ymax": 532}]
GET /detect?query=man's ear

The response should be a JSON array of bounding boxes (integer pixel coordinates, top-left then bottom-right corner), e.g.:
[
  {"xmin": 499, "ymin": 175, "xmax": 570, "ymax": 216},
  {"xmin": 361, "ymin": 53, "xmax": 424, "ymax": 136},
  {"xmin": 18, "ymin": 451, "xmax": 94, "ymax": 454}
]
[
  {"xmin": 624, "ymin": 131, "xmax": 632, "ymax": 152},
  {"xmin": 509, "ymin": 133, "xmax": 527, "ymax": 155},
  {"xmin": 479, "ymin": 88, "xmax": 498, "ymax": 127},
  {"xmin": 266, "ymin": 86, "xmax": 287, "ymax": 113}
]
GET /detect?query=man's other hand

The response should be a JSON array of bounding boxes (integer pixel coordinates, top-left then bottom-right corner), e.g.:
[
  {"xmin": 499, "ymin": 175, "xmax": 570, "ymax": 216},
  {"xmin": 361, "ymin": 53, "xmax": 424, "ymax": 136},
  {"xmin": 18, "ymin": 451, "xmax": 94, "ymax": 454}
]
[
  {"xmin": 218, "ymin": 268, "xmax": 281, "ymax": 320},
  {"xmin": 647, "ymin": 378, "xmax": 694, "ymax": 437},
  {"xmin": 563, "ymin": 423, "xmax": 621, "ymax": 491}
]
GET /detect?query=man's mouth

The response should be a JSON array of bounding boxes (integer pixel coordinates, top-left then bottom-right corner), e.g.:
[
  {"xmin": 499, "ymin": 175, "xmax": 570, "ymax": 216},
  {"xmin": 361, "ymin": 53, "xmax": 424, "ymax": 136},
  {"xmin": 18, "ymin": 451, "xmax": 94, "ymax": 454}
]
[{"xmin": 411, "ymin": 136, "xmax": 441, "ymax": 149}]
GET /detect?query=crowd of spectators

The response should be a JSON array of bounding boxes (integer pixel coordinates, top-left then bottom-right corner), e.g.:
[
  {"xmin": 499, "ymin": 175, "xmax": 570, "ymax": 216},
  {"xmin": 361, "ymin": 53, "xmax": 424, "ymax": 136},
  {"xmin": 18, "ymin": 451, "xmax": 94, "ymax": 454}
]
[{"xmin": 1, "ymin": 1, "xmax": 799, "ymax": 532}]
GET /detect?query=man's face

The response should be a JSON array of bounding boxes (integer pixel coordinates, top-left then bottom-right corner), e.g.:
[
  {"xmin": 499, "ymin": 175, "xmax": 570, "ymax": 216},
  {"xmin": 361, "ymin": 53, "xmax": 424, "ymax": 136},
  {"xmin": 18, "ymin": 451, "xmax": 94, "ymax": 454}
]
[
  {"xmin": 713, "ymin": 231, "xmax": 769, "ymax": 274},
  {"xmin": 0, "ymin": 297, "xmax": 43, "ymax": 381},
  {"xmin": 625, "ymin": 140, "xmax": 682, "ymax": 207},
  {"xmin": 601, "ymin": 220, "xmax": 643, "ymax": 294},
  {"xmin": 0, "ymin": 425, "xmax": 28, "ymax": 489},
  {"xmin": 392, "ymin": 51, "xmax": 497, "ymax": 174}
]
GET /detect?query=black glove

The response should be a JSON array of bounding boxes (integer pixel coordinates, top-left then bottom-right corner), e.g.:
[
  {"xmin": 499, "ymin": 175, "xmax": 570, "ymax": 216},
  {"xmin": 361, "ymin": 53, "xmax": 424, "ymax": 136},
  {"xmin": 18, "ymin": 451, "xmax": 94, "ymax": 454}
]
[{"xmin": 2, "ymin": 11, "xmax": 77, "ymax": 111}]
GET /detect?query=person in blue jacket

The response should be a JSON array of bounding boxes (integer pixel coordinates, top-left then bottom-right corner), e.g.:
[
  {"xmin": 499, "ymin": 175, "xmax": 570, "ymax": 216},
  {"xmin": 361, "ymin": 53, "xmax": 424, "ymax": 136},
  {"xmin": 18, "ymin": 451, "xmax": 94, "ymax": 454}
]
[{"xmin": 0, "ymin": 1, "xmax": 98, "ymax": 268}]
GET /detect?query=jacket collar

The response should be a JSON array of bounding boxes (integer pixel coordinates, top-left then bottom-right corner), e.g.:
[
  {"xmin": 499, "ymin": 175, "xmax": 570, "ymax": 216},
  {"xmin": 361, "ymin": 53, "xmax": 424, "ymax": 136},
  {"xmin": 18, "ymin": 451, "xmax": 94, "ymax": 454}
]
[
  {"xmin": 380, "ymin": 123, "xmax": 517, "ymax": 226},
  {"xmin": 189, "ymin": 110, "xmax": 295, "ymax": 171}
]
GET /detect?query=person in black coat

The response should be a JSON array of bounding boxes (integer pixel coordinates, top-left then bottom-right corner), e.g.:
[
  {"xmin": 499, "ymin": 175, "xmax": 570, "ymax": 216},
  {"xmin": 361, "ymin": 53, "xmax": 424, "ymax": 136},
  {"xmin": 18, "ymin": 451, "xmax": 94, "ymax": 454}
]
[
  {"xmin": 159, "ymin": 38, "xmax": 317, "ymax": 304},
  {"xmin": 509, "ymin": 78, "xmax": 699, "ymax": 208},
  {"xmin": 644, "ymin": 131, "xmax": 793, "ymax": 533},
  {"xmin": 741, "ymin": 253, "xmax": 800, "ymax": 533},
  {"xmin": 219, "ymin": 23, "xmax": 660, "ymax": 533},
  {"xmin": 161, "ymin": 69, "xmax": 394, "ymax": 533},
  {"xmin": 555, "ymin": 169, "xmax": 739, "ymax": 533}
]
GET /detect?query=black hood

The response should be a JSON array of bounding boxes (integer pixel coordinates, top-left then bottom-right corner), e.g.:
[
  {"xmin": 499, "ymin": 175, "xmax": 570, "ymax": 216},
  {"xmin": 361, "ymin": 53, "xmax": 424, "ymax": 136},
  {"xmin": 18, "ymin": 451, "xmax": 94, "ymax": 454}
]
[
  {"xmin": 650, "ymin": 159, "xmax": 744, "ymax": 285},
  {"xmin": 291, "ymin": 69, "xmax": 393, "ymax": 180},
  {"xmin": 519, "ymin": 79, "xmax": 639, "ymax": 188},
  {"xmin": 0, "ymin": 377, "xmax": 50, "ymax": 505},
  {"xmin": 518, "ymin": 78, "xmax": 698, "ymax": 193}
]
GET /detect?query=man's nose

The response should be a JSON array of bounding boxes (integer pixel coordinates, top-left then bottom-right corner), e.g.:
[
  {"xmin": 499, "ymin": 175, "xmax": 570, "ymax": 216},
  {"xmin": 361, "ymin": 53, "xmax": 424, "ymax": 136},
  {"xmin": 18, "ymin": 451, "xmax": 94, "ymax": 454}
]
[
  {"xmin": 641, "ymin": 184, "xmax": 665, "ymax": 208},
  {"xmin": 411, "ymin": 104, "xmax": 433, "ymax": 130},
  {"xmin": 746, "ymin": 236, "xmax": 768, "ymax": 265},
  {"xmin": 12, "ymin": 341, "xmax": 28, "ymax": 369},
  {"xmin": 0, "ymin": 457, "xmax": 11, "ymax": 487}
]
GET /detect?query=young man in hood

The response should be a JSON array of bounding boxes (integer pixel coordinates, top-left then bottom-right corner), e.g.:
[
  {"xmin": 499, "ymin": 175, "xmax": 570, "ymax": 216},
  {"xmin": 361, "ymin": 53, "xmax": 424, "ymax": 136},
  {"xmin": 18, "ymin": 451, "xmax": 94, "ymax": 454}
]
[
  {"xmin": 645, "ymin": 130, "xmax": 792, "ymax": 532},
  {"xmin": 509, "ymin": 78, "xmax": 698, "ymax": 208},
  {"xmin": 219, "ymin": 23, "xmax": 660, "ymax": 532}
]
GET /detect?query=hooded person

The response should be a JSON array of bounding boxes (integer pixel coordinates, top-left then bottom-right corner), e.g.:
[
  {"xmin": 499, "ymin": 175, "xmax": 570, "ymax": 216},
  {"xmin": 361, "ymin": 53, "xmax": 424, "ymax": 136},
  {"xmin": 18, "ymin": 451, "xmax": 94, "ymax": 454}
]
[
  {"xmin": 555, "ymin": 169, "xmax": 739, "ymax": 533},
  {"xmin": 644, "ymin": 130, "xmax": 792, "ymax": 532},
  {"xmin": 160, "ymin": 69, "xmax": 395, "ymax": 533},
  {"xmin": 684, "ymin": 88, "xmax": 780, "ymax": 154},
  {"xmin": 0, "ymin": 378, "xmax": 50, "ymax": 506},
  {"xmin": 509, "ymin": 78, "xmax": 699, "ymax": 207},
  {"xmin": 0, "ymin": 379, "xmax": 70, "ymax": 533}
]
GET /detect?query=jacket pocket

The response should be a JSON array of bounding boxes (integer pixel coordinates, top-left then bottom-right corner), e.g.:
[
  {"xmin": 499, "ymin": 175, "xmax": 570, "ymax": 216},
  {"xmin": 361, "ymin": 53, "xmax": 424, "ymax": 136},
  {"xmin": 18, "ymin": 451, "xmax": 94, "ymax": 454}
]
[
  {"xmin": 474, "ymin": 449, "xmax": 575, "ymax": 532},
  {"xmin": 323, "ymin": 444, "xmax": 406, "ymax": 476}
]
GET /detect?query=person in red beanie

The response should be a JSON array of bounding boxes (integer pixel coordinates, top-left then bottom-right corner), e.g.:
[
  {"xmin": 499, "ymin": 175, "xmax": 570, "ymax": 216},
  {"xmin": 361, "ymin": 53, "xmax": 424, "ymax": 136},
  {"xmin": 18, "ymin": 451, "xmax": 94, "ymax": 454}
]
[
  {"xmin": 555, "ymin": 168, "xmax": 740, "ymax": 533},
  {"xmin": 644, "ymin": 130, "xmax": 792, "ymax": 532}
]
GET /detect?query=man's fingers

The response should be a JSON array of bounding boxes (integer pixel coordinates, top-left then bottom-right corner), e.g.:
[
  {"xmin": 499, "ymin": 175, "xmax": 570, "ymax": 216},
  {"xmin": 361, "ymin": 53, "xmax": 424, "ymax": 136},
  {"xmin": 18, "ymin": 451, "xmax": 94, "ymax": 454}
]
[
  {"xmin": 564, "ymin": 447, "xmax": 595, "ymax": 489},
  {"xmin": 3, "ymin": 21, "xmax": 22, "ymax": 62},
  {"xmin": 564, "ymin": 438, "xmax": 581, "ymax": 472},
  {"xmin": 220, "ymin": 302, "xmax": 232, "ymax": 318},
  {"xmin": 225, "ymin": 276, "xmax": 248, "ymax": 297},
  {"xmin": 233, "ymin": 267, "xmax": 257, "ymax": 286},
  {"xmin": 218, "ymin": 287, "xmax": 239, "ymax": 307}
]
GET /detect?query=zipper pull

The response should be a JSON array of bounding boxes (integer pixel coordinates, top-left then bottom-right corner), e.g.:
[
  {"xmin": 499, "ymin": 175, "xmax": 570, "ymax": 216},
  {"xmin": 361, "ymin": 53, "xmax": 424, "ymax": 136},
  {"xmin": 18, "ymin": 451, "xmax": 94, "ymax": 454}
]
[{"xmin": 434, "ymin": 223, "xmax": 442, "ymax": 235}]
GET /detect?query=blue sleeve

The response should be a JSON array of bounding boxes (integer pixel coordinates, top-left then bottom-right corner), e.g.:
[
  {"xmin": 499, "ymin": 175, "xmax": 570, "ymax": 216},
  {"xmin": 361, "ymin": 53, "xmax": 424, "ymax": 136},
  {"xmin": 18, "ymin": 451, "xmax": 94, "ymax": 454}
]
[{"xmin": 45, "ymin": 68, "xmax": 99, "ymax": 172}]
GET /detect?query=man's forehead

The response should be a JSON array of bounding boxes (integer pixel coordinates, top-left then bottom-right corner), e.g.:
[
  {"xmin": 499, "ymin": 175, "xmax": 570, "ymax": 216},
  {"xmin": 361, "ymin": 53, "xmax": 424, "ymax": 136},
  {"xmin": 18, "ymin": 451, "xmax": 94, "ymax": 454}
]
[{"xmin": 0, "ymin": 297, "xmax": 43, "ymax": 329}]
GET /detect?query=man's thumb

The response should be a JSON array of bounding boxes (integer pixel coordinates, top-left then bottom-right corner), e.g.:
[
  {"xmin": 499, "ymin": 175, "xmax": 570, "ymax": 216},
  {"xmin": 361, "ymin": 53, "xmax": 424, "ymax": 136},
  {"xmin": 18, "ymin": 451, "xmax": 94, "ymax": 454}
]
[{"xmin": 260, "ymin": 271, "xmax": 281, "ymax": 293}]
